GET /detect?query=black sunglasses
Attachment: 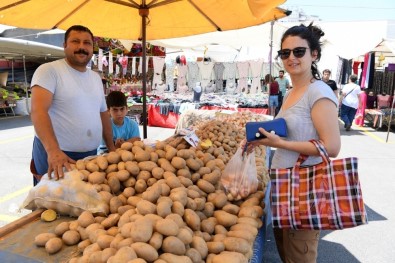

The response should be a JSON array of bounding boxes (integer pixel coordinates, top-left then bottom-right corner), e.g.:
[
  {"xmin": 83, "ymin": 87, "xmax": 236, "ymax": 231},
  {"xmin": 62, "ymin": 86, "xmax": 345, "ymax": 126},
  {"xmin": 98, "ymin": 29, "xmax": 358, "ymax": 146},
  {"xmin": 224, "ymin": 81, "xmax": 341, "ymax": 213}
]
[{"xmin": 277, "ymin": 47, "xmax": 309, "ymax": 60}]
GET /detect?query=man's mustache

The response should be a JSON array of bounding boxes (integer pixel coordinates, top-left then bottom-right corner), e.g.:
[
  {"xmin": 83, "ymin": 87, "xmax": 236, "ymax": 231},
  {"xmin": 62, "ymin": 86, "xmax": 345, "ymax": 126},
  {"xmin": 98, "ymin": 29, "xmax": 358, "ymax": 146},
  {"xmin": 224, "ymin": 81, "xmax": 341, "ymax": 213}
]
[{"xmin": 74, "ymin": 49, "xmax": 89, "ymax": 55}]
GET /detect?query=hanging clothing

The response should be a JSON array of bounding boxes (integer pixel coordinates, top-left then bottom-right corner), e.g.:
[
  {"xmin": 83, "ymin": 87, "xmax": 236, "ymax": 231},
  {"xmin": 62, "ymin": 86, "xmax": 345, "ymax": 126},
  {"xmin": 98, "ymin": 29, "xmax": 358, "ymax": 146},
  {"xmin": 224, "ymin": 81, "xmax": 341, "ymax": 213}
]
[
  {"xmin": 263, "ymin": 62, "xmax": 271, "ymax": 78},
  {"xmin": 340, "ymin": 59, "xmax": 352, "ymax": 85},
  {"xmin": 108, "ymin": 52, "xmax": 113, "ymax": 74},
  {"xmin": 367, "ymin": 53, "xmax": 375, "ymax": 90},
  {"xmin": 178, "ymin": 84, "xmax": 189, "ymax": 94},
  {"xmin": 198, "ymin": 61, "xmax": 214, "ymax": 91},
  {"xmin": 120, "ymin": 56, "xmax": 129, "ymax": 76},
  {"xmin": 155, "ymin": 82, "xmax": 167, "ymax": 95},
  {"xmin": 360, "ymin": 53, "xmax": 370, "ymax": 88},
  {"xmin": 358, "ymin": 62, "xmax": 364, "ymax": 86},
  {"xmin": 115, "ymin": 55, "xmax": 120, "ymax": 76},
  {"xmin": 132, "ymin": 57, "xmax": 137, "ymax": 75},
  {"xmin": 213, "ymin": 63, "xmax": 225, "ymax": 92},
  {"xmin": 224, "ymin": 62, "xmax": 237, "ymax": 91},
  {"xmin": 352, "ymin": 61, "xmax": 361, "ymax": 75},
  {"xmin": 98, "ymin": 49, "xmax": 104, "ymax": 72},
  {"xmin": 226, "ymin": 83, "xmax": 237, "ymax": 95},
  {"xmin": 355, "ymin": 91, "xmax": 367, "ymax": 126},
  {"xmin": 237, "ymin": 61, "xmax": 249, "ymax": 93},
  {"xmin": 165, "ymin": 59, "xmax": 176, "ymax": 92},
  {"xmin": 187, "ymin": 62, "xmax": 200, "ymax": 92},
  {"xmin": 177, "ymin": 64, "xmax": 188, "ymax": 87},
  {"xmin": 366, "ymin": 92, "xmax": 377, "ymax": 109},
  {"xmin": 152, "ymin": 57, "xmax": 165, "ymax": 90},
  {"xmin": 249, "ymin": 59, "xmax": 264, "ymax": 94},
  {"xmin": 377, "ymin": 94, "xmax": 391, "ymax": 109}
]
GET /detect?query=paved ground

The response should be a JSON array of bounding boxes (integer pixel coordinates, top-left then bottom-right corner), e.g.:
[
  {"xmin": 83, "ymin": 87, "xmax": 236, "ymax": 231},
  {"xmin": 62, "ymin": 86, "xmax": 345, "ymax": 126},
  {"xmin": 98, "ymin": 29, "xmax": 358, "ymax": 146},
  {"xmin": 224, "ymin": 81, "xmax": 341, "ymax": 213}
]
[{"xmin": 0, "ymin": 115, "xmax": 394, "ymax": 262}]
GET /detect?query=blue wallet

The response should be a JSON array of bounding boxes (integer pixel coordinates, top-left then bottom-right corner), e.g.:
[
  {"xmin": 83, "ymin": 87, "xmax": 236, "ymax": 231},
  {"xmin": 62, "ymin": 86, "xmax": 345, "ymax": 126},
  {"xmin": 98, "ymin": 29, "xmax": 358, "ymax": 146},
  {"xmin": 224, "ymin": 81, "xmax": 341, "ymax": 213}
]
[{"xmin": 245, "ymin": 118, "xmax": 287, "ymax": 142}]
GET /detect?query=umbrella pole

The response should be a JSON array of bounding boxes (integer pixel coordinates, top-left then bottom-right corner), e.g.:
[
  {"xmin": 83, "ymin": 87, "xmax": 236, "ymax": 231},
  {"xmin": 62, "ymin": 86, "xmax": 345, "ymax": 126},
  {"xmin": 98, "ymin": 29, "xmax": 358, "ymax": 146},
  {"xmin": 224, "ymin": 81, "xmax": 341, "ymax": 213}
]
[
  {"xmin": 269, "ymin": 20, "xmax": 274, "ymax": 78},
  {"xmin": 140, "ymin": 8, "xmax": 149, "ymax": 139},
  {"xmin": 386, "ymin": 92, "xmax": 394, "ymax": 143},
  {"xmin": 11, "ymin": 59, "xmax": 14, "ymax": 83}
]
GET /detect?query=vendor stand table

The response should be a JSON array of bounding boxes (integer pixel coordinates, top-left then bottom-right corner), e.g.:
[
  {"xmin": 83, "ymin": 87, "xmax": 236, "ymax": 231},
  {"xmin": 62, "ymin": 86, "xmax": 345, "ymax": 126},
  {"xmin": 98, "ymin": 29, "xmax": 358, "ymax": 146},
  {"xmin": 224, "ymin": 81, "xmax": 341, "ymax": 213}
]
[
  {"xmin": 148, "ymin": 104, "xmax": 180, "ymax": 128},
  {"xmin": 0, "ymin": 209, "xmax": 76, "ymax": 263},
  {"xmin": 0, "ymin": 142, "xmax": 272, "ymax": 262},
  {"xmin": 0, "ymin": 185, "xmax": 271, "ymax": 263},
  {"xmin": 365, "ymin": 109, "xmax": 384, "ymax": 128},
  {"xmin": 200, "ymin": 105, "xmax": 268, "ymax": 115},
  {"xmin": 365, "ymin": 108, "xmax": 395, "ymax": 129},
  {"xmin": 148, "ymin": 104, "xmax": 269, "ymax": 129}
]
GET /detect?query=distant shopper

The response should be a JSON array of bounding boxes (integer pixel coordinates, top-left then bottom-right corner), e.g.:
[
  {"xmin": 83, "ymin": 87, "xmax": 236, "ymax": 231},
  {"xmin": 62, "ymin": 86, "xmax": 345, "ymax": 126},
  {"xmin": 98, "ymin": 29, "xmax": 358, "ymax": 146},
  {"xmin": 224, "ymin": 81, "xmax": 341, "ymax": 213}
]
[
  {"xmin": 262, "ymin": 74, "xmax": 271, "ymax": 93},
  {"xmin": 268, "ymin": 79, "xmax": 279, "ymax": 116},
  {"xmin": 322, "ymin": 69, "xmax": 338, "ymax": 98},
  {"xmin": 98, "ymin": 91, "xmax": 140, "ymax": 154},
  {"xmin": 276, "ymin": 70, "xmax": 290, "ymax": 108},
  {"xmin": 30, "ymin": 25, "xmax": 115, "ymax": 185},
  {"xmin": 340, "ymin": 74, "xmax": 362, "ymax": 131}
]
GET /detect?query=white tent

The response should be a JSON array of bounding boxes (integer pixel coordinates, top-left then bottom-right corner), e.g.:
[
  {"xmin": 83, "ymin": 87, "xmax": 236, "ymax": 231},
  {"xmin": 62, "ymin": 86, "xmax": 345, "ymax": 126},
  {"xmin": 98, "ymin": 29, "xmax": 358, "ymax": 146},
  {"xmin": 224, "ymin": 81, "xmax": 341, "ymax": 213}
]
[
  {"xmin": 118, "ymin": 20, "xmax": 394, "ymax": 80},
  {"xmin": 119, "ymin": 22, "xmax": 291, "ymax": 62},
  {"xmin": 0, "ymin": 37, "xmax": 64, "ymax": 64},
  {"xmin": 368, "ymin": 38, "xmax": 395, "ymax": 65},
  {"xmin": 0, "ymin": 37, "xmax": 65, "ymax": 114}
]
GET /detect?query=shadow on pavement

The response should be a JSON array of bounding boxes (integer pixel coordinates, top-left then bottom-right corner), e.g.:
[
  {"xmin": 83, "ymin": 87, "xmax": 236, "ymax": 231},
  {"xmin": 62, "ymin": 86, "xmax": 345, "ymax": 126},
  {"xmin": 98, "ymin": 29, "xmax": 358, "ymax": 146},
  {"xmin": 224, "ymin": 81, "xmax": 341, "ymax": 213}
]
[
  {"xmin": 263, "ymin": 222, "xmax": 363, "ymax": 263},
  {"xmin": 263, "ymin": 203, "xmax": 385, "ymax": 262},
  {"xmin": 364, "ymin": 204, "xmax": 387, "ymax": 222},
  {"xmin": 0, "ymin": 115, "xmax": 32, "ymax": 130}
]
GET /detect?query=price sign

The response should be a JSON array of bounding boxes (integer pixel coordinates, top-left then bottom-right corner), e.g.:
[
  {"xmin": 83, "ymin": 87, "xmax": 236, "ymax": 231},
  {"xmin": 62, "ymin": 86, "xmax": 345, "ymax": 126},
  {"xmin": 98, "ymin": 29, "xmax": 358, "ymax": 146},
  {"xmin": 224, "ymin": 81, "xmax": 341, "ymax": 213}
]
[{"xmin": 183, "ymin": 131, "xmax": 199, "ymax": 147}]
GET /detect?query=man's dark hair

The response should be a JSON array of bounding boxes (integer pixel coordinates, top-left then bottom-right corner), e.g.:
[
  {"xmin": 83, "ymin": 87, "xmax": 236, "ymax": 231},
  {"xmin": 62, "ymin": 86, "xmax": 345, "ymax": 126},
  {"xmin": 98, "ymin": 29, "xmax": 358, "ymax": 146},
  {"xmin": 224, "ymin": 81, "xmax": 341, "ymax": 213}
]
[
  {"xmin": 350, "ymin": 74, "xmax": 358, "ymax": 83},
  {"xmin": 64, "ymin": 25, "xmax": 94, "ymax": 43},
  {"xmin": 323, "ymin": 69, "xmax": 331, "ymax": 74},
  {"xmin": 279, "ymin": 70, "xmax": 285, "ymax": 74},
  {"xmin": 106, "ymin": 91, "xmax": 127, "ymax": 108}
]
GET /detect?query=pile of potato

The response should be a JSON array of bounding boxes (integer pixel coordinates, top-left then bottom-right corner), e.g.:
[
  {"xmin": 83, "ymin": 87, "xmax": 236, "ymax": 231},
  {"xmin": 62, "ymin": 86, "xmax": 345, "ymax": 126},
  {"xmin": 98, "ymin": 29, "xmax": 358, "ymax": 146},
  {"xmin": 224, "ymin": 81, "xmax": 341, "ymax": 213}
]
[{"xmin": 34, "ymin": 115, "xmax": 270, "ymax": 263}]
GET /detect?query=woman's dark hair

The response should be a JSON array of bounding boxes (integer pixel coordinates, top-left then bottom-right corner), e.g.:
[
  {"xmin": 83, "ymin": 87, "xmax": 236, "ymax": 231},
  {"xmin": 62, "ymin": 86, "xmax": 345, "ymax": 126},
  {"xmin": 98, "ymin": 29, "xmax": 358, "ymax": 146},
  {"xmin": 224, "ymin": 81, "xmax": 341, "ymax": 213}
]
[
  {"xmin": 64, "ymin": 25, "xmax": 94, "ymax": 43},
  {"xmin": 106, "ymin": 91, "xmax": 127, "ymax": 108},
  {"xmin": 264, "ymin": 74, "xmax": 274, "ymax": 83},
  {"xmin": 281, "ymin": 22, "xmax": 325, "ymax": 80}
]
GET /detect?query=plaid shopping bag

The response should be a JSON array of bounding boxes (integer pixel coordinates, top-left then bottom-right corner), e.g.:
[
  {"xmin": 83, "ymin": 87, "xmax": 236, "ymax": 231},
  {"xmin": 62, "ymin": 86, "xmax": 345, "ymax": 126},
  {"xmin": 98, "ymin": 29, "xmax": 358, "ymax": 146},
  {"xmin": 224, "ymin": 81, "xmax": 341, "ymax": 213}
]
[{"xmin": 270, "ymin": 140, "xmax": 368, "ymax": 230}]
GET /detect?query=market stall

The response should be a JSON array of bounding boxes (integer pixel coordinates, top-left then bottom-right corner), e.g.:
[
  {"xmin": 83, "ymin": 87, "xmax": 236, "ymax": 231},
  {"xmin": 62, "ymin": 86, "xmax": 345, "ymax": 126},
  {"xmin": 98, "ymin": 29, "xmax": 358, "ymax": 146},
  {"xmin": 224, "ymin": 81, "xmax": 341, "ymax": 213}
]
[
  {"xmin": 147, "ymin": 92, "xmax": 269, "ymax": 128},
  {"xmin": 365, "ymin": 108, "xmax": 395, "ymax": 129},
  {"xmin": 0, "ymin": 189, "xmax": 271, "ymax": 263},
  {"xmin": 0, "ymin": 112, "xmax": 272, "ymax": 262}
]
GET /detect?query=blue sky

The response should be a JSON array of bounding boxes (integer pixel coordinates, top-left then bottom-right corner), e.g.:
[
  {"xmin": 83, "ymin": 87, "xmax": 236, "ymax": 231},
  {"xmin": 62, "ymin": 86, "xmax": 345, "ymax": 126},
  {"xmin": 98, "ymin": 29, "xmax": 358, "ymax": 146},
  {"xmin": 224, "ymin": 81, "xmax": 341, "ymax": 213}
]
[{"xmin": 281, "ymin": 0, "xmax": 395, "ymax": 22}]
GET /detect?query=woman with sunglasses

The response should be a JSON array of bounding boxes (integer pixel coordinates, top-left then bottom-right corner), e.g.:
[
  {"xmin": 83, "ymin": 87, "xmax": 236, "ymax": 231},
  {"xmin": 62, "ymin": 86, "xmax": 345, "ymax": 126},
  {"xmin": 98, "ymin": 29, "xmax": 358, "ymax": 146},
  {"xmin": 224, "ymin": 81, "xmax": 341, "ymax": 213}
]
[{"xmin": 245, "ymin": 23, "xmax": 341, "ymax": 262}]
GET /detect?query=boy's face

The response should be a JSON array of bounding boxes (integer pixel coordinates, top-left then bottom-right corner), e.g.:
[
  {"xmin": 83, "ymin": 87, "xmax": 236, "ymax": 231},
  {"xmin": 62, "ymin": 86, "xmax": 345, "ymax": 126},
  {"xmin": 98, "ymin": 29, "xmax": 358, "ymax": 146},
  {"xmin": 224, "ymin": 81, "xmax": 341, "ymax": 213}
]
[
  {"xmin": 109, "ymin": 106, "xmax": 127, "ymax": 124},
  {"xmin": 323, "ymin": 72, "xmax": 331, "ymax": 81}
]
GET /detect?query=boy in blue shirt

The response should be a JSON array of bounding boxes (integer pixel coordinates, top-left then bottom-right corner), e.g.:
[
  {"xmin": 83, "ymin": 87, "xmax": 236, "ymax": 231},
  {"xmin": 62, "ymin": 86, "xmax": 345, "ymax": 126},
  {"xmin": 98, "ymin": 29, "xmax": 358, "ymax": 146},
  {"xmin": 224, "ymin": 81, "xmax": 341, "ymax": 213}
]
[{"xmin": 98, "ymin": 91, "xmax": 140, "ymax": 153}]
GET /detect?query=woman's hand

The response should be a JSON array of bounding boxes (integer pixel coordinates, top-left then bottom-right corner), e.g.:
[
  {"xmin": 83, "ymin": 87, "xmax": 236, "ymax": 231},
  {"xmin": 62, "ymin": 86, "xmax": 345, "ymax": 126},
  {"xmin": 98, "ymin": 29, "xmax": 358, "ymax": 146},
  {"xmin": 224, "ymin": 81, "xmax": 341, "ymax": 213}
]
[
  {"xmin": 256, "ymin": 127, "xmax": 282, "ymax": 148},
  {"xmin": 240, "ymin": 127, "xmax": 284, "ymax": 154}
]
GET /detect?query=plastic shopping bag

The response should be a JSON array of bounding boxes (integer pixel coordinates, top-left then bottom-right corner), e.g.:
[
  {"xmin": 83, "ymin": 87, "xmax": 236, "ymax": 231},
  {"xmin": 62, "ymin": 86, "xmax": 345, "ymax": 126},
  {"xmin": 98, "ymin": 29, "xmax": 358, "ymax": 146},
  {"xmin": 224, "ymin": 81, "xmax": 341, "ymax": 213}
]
[
  {"xmin": 220, "ymin": 148, "xmax": 259, "ymax": 200},
  {"xmin": 21, "ymin": 169, "xmax": 108, "ymax": 217}
]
